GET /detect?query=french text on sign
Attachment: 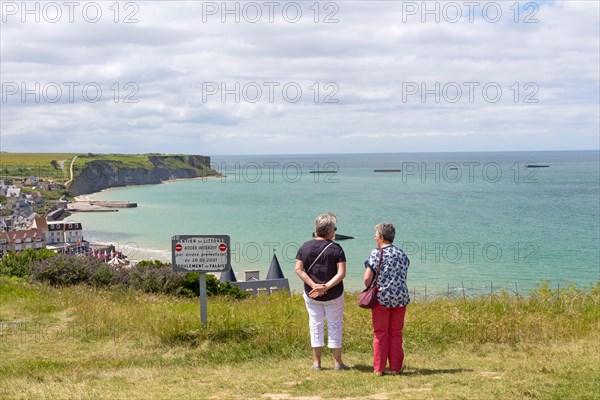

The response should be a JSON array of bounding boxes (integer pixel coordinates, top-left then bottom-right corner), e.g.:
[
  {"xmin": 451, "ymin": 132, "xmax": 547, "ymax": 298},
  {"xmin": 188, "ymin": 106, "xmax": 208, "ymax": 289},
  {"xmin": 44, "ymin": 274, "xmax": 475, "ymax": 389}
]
[{"xmin": 171, "ymin": 235, "xmax": 231, "ymax": 272}]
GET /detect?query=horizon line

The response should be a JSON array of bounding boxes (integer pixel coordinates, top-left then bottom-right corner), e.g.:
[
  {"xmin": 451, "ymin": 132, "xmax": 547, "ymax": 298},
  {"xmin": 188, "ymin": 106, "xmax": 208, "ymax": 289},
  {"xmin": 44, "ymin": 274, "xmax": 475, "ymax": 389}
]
[{"xmin": 2, "ymin": 149, "xmax": 599, "ymax": 157}]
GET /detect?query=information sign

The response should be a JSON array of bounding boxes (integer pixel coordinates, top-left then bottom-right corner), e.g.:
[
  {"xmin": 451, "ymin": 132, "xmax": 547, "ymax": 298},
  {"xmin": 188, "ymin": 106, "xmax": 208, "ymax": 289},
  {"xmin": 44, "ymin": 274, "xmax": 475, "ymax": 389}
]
[{"xmin": 171, "ymin": 235, "xmax": 231, "ymax": 272}]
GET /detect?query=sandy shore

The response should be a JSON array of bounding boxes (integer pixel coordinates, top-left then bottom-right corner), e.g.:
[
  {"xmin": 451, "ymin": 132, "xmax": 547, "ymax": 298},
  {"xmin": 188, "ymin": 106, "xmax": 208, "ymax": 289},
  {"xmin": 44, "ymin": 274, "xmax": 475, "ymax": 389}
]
[
  {"xmin": 125, "ymin": 247, "xmax": 172, "ymax": 263},
  {"xmin": 166, "ymin": 175, "xmax": 223, "ymax": 183},
  {"xmin": 87, "ymin": 241, "xmax": 172, "ymax": 263}
]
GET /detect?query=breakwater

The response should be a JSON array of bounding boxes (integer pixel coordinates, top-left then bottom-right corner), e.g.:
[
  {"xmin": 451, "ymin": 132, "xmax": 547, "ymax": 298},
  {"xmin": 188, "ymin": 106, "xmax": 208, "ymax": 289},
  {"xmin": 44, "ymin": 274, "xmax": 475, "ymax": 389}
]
[
  {"xmin": 89, "ymin": 201, "xmax": 137, "ymax": 208},
  {"xmin": 67, "ymin": 201, "xmax": 137, "ymax": 213}
]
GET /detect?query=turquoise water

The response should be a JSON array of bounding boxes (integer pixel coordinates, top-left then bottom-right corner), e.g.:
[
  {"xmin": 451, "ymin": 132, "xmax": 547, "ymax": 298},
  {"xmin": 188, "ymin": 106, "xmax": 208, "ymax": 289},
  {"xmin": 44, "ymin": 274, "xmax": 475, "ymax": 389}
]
[{"xmin": 75, "ymin": 151, "xmax": 600, "ymax": 293}]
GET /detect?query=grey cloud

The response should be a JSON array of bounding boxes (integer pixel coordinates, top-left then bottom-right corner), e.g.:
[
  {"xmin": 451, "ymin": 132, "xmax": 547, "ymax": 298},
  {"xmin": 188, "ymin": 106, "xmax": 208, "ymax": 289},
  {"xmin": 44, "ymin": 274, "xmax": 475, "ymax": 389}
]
[{"xmin": 1, "ymin": 1, "xmax": 598, "ymax": 154}]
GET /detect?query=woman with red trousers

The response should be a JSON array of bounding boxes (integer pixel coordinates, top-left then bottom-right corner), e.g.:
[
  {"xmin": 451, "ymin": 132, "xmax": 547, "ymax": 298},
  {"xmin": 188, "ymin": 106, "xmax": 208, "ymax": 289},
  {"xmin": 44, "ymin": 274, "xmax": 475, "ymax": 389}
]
[{"xmin": 363, "ymin": 222, "xmax": 410, "ymax": 376}]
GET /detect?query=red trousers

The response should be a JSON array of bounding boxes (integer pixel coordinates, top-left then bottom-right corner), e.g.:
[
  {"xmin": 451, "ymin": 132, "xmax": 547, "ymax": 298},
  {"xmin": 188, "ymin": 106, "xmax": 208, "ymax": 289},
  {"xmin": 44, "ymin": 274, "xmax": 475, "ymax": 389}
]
[{"xmin": 371, "ymin": 302, "xmax": 407, "ymax": 373}]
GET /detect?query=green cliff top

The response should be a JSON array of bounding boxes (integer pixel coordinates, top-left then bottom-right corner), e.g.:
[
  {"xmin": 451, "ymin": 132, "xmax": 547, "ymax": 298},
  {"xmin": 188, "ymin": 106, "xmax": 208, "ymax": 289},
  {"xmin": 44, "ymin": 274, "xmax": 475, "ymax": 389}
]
[{"xmin": 0, "ymin": 153, "xmax": 213, "ymax": 183}]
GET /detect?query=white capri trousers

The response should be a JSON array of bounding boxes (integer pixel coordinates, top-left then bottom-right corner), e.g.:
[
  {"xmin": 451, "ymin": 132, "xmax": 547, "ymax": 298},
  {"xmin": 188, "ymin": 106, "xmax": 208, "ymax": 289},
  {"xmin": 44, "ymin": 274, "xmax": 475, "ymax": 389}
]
[{"xmin": 303, "ymin": 292, "xmax": 345, "ymax": 348}]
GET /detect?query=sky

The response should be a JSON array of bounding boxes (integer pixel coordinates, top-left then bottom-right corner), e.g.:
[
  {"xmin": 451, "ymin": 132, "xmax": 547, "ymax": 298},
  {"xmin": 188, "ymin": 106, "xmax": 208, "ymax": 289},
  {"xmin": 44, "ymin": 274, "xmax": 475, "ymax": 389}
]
[{"xmin": 1, "ymin": 0, "xmax": 599, "ymax": 155}]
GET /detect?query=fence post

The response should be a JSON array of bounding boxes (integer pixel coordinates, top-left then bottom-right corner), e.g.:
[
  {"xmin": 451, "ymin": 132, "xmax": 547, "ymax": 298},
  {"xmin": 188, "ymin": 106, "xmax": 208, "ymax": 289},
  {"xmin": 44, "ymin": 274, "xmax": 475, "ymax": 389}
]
[{"xmin": 461, "ymin": 281, "xmax": 466, "ymax": 301}]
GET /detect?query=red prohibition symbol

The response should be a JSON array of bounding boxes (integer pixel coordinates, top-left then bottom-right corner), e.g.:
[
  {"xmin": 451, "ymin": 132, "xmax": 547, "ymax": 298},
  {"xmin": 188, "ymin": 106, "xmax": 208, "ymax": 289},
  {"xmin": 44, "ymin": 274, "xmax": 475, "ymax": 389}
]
[
  {"xmin": 175, "ymin": 243, "xmax": 183, "ymax": 252},
  {"xmin": 219, "ymin": 243, "xmax": 227, "ymax": 252}
]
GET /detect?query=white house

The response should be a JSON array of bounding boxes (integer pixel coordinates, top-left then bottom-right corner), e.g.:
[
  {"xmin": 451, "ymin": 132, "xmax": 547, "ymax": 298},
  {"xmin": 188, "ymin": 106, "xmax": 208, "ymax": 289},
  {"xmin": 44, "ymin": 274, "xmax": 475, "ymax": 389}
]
[{"xmin": 46, "ymin": 221, "xmax": 84, "ymax": 244}]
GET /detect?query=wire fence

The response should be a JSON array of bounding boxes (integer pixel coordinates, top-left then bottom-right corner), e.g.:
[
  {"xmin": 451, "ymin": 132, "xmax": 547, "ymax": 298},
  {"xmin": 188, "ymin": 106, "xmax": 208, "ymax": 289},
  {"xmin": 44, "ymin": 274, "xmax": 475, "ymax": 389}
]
[{"xmin": 407, "ymin": 281, "xmax": 599, "ymax": 304}]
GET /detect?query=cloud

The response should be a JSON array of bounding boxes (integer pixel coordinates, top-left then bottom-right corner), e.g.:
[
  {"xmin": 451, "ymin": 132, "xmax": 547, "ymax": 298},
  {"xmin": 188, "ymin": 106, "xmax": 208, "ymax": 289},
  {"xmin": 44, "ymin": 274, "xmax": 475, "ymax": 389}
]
[{"xmin": 1, "ymin": 0, "xmax": 598, "ymax": 155}]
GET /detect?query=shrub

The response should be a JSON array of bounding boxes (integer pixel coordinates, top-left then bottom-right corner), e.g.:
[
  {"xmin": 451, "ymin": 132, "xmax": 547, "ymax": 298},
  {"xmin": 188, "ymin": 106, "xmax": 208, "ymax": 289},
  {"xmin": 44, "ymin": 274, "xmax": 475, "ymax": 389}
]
[
  {"xmin": 92, "ymin": 264, "xmax": 115, "ymax": 287},
  {"xmin": 180, "ymin": 272, "xmax": 201, "ymax": 296},
  {"xmin": 30, "ymin": 254, "xmax": 102, "ymax": 286},
  {"xmin": 129, "ymin": 261, "xmax": 248, "ymax": 299},
  {"xmin": 136, "ymin": 259, "xmax": 169, "ymax": 269},
  {"xmin": 10, "ymin": 253, "xmax": 248, "ymax": 299},
  {"xmin": 214, "ymin": 278, "xmax": 249, "ymax": 299},
  {"xmin": 126, "ymin": 263, "xmax": 184, "ymax": 295},
  {"xmin": 0, "ymin": 248, "xmax": 56, "ymax": 278},
  {"xmin": 168, "ymin": 271, "xmax": 248, "ymax": 299}
]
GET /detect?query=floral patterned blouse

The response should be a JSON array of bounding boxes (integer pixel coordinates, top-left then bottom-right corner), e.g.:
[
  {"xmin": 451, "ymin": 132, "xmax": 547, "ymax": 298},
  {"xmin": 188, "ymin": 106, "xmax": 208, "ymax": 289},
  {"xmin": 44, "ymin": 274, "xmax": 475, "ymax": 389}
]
[{"xmin": 365, "ymin": 244, "xmax": 410, "ymax": 307}]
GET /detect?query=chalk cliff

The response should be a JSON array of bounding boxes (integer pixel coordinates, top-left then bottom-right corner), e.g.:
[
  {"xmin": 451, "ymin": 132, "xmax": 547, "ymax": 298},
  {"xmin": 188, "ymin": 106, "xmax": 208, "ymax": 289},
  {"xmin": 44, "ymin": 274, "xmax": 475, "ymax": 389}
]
[{"xmin": 70, "ymin": 155, "xmax": 216, "ymax": 196}]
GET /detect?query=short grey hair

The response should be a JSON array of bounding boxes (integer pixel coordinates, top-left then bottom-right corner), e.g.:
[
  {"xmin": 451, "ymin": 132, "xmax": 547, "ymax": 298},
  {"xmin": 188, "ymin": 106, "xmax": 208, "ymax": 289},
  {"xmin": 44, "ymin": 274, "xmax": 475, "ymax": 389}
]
[
  {"xmin": 315, "ymin": 213, "xmax": 337, "ymax": 238},
  {"xmin": 375, "ymin": 222, "xmax": 395, "ymax": 243}
]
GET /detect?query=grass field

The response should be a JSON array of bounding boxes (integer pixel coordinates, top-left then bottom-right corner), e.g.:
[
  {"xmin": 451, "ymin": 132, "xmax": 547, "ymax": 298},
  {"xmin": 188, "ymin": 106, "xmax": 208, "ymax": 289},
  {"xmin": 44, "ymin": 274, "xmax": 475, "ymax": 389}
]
[
  {"xmin": 72, "ymin": 154, "xmax": 155, "ymax": 172},
  {"xmin": 1, "ymin": 278, "xmax": 598, "ymax": 399},
  {"xmin": 0, "ymin": 153, "xmax": 77, "ymax": 166},
  {"xmin": 1, "ymin": 153, "xmax": 216, "ymax": 185},
  {"xmin": 0, "ymin": 153, "xmax": 157, "ymax": 181},
  {"xmin": 0, "ymin": 153, "xmax": 75, "ymax": 180}
]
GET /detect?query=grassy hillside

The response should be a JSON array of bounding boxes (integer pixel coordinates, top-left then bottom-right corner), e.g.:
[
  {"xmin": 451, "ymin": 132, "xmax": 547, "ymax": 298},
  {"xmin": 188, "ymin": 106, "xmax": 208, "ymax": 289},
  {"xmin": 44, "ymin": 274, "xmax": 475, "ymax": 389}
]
[{"xmin": 1, "ymin": 278, "xmax": 598, "ymax": 400}]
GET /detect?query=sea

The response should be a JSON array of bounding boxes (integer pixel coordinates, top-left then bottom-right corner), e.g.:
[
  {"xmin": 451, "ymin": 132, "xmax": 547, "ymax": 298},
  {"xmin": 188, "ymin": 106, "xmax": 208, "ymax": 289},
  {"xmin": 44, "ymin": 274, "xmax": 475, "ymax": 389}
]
[{"xmin": 74, "ymin": 151, "xmax": 600, "ymax": 294}]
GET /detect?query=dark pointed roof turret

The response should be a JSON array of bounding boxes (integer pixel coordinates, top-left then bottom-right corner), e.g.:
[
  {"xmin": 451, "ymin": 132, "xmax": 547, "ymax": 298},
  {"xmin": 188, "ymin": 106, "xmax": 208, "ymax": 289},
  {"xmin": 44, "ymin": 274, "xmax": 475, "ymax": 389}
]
[
  {"xmin": 266, "ymin": 251, "xmax": 285, "ymax": 280},
  {"xmin": 220, "ymin": 266, "xmax": 237, "ymax": 282}
]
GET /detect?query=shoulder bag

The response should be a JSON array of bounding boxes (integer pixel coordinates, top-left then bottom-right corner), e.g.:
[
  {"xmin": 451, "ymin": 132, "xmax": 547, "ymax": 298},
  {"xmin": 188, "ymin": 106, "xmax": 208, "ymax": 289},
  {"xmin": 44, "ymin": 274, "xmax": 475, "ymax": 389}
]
[{"xmin": 358, "ymin": 247, "xmax": 383, "ymax": 309}]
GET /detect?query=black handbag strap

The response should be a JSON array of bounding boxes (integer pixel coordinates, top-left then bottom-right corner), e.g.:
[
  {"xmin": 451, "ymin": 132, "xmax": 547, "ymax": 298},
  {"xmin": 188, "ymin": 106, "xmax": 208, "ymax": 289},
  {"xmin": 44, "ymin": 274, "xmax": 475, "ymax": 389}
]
[{"xmin": 306, "ymin": 242, "xmax": 333, "ymax": 273}]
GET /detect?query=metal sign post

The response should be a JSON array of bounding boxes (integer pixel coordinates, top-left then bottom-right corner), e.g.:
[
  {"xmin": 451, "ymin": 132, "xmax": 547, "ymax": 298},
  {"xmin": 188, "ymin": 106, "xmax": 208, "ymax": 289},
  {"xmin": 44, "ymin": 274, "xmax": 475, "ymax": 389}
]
[
  {"xmin": 171, "ymin": 235, "xmax": 231, "ymax": 328},
  {"xmin": 199, "ymin": 272, "xmax": 207, "ymax": 326}
]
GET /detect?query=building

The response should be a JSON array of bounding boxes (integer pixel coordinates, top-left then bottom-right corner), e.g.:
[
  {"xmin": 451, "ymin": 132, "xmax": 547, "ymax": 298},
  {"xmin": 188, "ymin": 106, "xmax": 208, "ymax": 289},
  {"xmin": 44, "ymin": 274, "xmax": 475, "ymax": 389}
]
[
  {"xmin": 24, "ymin": 176, "xmax": 39, "ymax": 186},
  {"xmin": 5, "ymin": 229, "xmax": 46, "ymax": 252},
  {"xmin": 220, "ymin": 253, "xmax": 290, "ymax": 295},
  {"xmin": 0, "ymin": 213, "xmax": 86, "ymax": 255},
  {"xmin": 0, "ymin": 231, "xmax": 10, "ymax": 255},
  {"xmin": 5, "ymin": 187, "xmax": 35, "ymax": 217},
  {"xmin": 46, "ymin": 221, "xmax": 83, "ymax": 245},
  {"xmin": 2, "ymin": 213, "xmax": 37, "ymax": 231}
]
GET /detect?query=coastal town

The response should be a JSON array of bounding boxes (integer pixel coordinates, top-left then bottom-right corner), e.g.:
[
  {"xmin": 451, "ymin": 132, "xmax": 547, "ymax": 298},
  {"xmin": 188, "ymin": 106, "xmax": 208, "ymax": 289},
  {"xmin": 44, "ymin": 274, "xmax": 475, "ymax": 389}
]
[
  {"xmin": 0, "ymin": 177, "xmax": 122, "ymax": 262},
  {"xmin": 0, "ymin": 170, "xmax": 289, "ymax": 292},
  {"xmin": 0, "ymin": 153, "xmax": 214, "ymax": 260}
]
